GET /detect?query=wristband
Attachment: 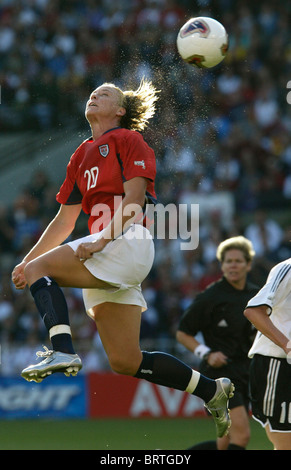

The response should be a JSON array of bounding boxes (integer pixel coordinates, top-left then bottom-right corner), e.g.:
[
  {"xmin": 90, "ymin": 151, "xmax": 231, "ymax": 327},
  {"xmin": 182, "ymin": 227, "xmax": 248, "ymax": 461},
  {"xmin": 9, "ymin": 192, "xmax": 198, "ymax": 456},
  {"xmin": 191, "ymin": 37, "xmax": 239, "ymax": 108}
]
[{"xmin": 194, "ymin": 344, "xmax": 211, "ymax": 360}]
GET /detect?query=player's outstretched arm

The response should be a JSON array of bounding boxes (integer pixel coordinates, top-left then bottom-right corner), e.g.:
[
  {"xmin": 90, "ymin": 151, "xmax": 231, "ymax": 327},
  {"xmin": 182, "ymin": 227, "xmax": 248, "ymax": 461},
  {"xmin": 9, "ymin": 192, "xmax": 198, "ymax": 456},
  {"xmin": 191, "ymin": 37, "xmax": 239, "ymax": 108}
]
[{"xmin": 12, "ymin": 204, "xmax": 82, "ymax": 289}]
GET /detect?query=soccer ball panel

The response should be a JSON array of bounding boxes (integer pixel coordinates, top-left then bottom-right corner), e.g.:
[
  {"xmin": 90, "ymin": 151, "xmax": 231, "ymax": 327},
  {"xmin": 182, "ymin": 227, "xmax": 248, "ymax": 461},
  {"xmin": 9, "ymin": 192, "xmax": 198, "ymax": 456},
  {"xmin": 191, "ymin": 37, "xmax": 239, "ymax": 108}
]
[{"xmin": 177, "ymin": 17, "xmax": 228, "ymax": 68}]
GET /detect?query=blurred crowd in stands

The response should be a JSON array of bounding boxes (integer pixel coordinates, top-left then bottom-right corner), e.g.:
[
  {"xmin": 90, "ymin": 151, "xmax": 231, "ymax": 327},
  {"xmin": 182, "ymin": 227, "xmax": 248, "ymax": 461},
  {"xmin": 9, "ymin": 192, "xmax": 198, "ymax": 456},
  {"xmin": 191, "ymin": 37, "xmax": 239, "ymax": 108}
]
[{"xmin": 0, "ymin": 0, "xmax": 291, "ymax": 375}]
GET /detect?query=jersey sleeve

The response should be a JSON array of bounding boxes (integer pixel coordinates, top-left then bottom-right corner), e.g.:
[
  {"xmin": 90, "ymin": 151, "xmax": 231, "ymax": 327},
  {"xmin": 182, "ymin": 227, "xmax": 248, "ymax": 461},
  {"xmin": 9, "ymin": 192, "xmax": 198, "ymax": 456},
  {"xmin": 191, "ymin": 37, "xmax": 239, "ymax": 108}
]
[
  {"xmin": 118, "ymin": 131, "xmax": 156, "ymax": 182},
  {"xmin": 56, "ymin": 153, "xmax": 83, "ymax": 205},
  {"xmin": 178, "ymin": 293, "xmax": 209, "ymax": 336},
  {"xmin": 246, "ymin": 261, "xmax": 291, "ymax": 313}
]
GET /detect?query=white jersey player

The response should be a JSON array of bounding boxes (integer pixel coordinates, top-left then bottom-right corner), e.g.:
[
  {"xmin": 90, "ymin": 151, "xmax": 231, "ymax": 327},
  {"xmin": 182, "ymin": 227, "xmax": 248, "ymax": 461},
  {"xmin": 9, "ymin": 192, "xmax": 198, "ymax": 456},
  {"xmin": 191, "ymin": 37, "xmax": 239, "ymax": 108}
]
[{"xmin": 244, "ymin": 258, "xmax": 291, "ymax": 450}]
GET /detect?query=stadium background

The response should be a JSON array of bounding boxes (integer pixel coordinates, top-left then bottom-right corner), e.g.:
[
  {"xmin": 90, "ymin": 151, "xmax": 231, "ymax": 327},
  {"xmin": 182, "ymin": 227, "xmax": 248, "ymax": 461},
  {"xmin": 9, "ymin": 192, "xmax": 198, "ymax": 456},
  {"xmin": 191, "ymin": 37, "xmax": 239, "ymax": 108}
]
[{"xmin": 0, "ymin": 0, "xmax": 290, "ymax": 450}]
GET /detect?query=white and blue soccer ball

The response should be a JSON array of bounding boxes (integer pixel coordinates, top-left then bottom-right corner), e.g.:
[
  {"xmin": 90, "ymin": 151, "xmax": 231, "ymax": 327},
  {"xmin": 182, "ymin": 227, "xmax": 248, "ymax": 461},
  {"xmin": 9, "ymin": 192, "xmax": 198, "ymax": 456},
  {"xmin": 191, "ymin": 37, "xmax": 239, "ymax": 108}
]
[{"xmin": 177, "ymin": 17, "xmax": 228, "ymax": 68}]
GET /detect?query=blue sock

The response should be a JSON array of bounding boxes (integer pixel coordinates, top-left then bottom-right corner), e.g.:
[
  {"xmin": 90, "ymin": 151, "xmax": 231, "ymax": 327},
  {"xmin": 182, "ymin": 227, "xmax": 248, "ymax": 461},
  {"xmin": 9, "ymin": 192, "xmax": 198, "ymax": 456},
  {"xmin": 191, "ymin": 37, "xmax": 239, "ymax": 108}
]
[
  {"xmin": 194, "ymin": 374, "xmax": 216, "ymax": 402},
  {"xmin": 134, "ymin": 351, "xmax": 216, "ymax": 401},
  {"xmin": 30, "ymin": 276, "xmax": 75, "ymax": 354}
]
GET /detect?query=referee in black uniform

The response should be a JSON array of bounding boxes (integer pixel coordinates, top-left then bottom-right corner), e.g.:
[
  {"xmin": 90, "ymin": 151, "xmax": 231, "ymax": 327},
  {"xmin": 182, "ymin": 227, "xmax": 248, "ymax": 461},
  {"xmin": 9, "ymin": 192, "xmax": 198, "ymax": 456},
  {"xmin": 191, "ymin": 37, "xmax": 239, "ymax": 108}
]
[{"xmin": 177, "ymin": 236, "xmax": 259, "ymax": 450}]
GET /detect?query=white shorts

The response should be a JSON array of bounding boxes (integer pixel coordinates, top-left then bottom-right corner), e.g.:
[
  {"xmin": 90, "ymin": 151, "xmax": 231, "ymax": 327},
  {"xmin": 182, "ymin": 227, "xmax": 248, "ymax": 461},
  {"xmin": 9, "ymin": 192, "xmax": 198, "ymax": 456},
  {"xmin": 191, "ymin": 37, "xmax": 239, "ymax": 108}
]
[{"xmin": 67, "ymin": 224, "xmax": 154, "ymax": 319}]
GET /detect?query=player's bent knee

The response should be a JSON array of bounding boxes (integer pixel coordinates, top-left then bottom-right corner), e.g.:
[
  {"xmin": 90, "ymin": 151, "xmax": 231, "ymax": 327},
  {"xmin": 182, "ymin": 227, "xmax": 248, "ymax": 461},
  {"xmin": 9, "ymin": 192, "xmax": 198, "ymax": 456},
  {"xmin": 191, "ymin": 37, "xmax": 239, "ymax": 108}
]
[
  {"xmin": 24, "ymin": 260, "xmax": 41, "ymax": 284},
  {"xmin": 24, "ymin": 257, "xmax": 56, "ymax": 285},
  {"xmin": 108, "ymin": 355, "xmax": 140, "ymax": 376}
]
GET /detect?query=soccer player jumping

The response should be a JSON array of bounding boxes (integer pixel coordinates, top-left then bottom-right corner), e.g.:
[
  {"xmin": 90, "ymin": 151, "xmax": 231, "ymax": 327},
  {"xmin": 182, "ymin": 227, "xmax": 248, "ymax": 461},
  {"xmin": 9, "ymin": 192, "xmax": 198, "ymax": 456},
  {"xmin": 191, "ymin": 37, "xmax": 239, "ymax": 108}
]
[{"xmin": 11, "ymin": 78, "xmax": 234, "ymax": 438}]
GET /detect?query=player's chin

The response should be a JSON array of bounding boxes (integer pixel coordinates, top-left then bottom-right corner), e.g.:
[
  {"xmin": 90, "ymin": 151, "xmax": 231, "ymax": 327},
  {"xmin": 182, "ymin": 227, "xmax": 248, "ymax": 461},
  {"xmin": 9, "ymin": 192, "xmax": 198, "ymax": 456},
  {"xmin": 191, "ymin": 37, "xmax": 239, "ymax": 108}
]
[{"xmin": 85, "ymin": 107, "xmax": 97, "ymax": 118}]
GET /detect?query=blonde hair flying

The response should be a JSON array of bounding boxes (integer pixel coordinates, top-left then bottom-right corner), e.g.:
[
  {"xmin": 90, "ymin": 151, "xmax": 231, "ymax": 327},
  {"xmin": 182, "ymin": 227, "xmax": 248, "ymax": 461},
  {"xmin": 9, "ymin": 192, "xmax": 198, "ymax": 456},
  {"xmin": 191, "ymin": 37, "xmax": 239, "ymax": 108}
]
[{"xmin": 104, "ymin": 78, "xmax": 159, "ymax": 132}]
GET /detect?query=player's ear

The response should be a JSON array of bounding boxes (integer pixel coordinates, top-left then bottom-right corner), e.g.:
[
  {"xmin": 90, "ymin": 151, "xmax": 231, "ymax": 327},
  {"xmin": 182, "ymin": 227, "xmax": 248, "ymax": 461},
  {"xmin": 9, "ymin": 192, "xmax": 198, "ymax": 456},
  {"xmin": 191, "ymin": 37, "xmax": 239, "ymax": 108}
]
[{"xmin": 117, "ymin": 107, "xmax": 126, "ymax": 117}]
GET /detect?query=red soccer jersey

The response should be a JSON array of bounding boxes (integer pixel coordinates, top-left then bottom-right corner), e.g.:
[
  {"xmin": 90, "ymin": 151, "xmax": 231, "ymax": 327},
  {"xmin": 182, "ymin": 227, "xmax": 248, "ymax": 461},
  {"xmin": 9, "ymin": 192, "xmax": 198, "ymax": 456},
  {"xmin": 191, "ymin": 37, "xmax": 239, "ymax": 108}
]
[{"xmin": 56, "ymin": 127, "xmax": 157, "ymax": 234}]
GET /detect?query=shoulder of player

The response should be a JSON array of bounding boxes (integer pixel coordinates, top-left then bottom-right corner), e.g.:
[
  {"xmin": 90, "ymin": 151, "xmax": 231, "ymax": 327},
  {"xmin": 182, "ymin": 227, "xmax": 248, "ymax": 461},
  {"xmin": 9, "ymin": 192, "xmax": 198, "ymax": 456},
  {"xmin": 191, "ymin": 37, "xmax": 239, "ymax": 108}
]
[
  {"xmin": 65, "ymin": 139, "xmax": 90, "ymax": 168},
  {"xmin": 266, "ymin": 259, "xmax": 291, "ymax": 291},
  {"xmin": 70, "ymin": 136, "xmax": 93, "ymax": 157},
  {"xmin": 270, "ymin": 259, "xmax": 291, "ymax": 276},
  {"xmin": 118, "ymin": 128, "xmax": 146, "ymax": 143},
  {"xmin": 98, "ymin": 128, "xmax": 152, "ymax": 153}
]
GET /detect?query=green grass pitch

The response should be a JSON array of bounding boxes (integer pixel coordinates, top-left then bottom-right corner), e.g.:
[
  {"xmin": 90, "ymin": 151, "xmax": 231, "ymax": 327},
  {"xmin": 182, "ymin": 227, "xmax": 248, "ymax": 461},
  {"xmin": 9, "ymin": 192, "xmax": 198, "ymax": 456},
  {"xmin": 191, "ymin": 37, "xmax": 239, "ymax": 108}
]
[{"xmin": 0, "ymin": 417, "xmax": 272, "ymax": 450}]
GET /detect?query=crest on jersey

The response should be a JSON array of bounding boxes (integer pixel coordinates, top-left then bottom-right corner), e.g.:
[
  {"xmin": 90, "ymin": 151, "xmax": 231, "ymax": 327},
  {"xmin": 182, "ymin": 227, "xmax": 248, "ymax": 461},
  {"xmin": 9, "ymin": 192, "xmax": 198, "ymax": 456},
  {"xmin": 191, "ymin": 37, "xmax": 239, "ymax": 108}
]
[
  {"xmin": 180, "ymin": 19, "xmax": 210, "ymax": 38},
  {"xmin": 99, "ymin": 144, "xmax": 109, "ymax": 157}
]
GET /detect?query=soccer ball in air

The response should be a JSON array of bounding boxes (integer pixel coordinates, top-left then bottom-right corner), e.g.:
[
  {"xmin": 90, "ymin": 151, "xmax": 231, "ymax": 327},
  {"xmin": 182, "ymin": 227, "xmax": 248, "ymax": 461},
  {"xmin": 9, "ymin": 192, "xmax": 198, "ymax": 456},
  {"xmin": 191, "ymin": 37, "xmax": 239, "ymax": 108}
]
[{"xmin": 176, "ymin": 17, "xmax": 228, "ymax": 68}]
